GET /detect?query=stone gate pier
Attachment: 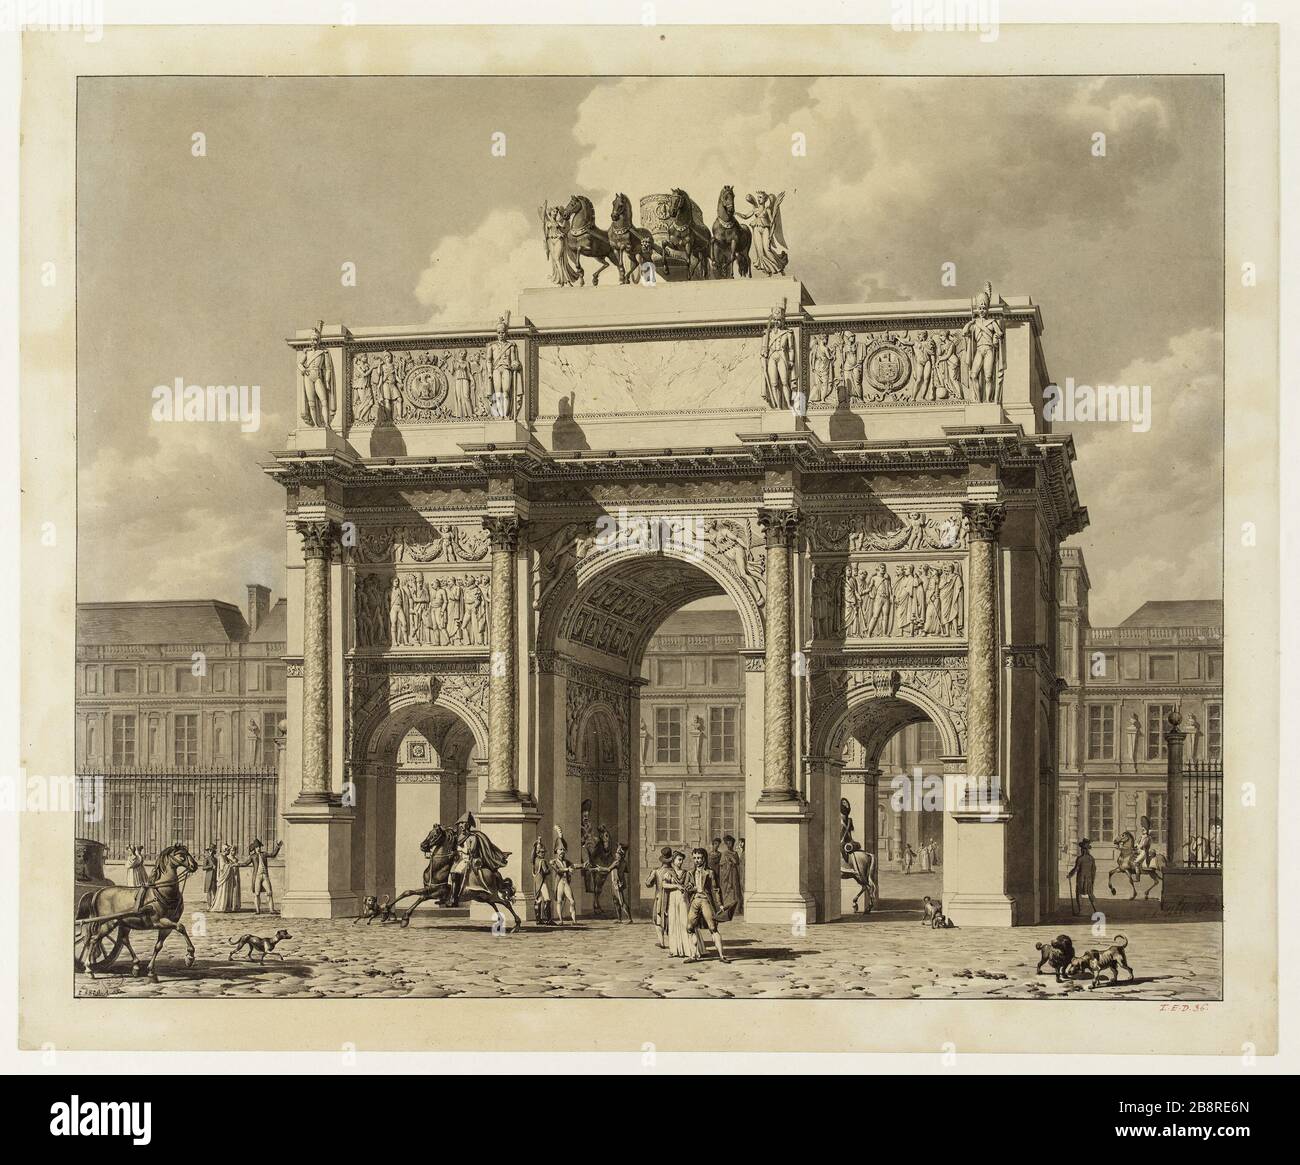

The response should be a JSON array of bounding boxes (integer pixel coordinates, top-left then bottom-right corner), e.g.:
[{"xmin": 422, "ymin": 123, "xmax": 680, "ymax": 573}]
[{"xmin": 266, "ymin": 274, "xmax": 1087, "ymax": 926}]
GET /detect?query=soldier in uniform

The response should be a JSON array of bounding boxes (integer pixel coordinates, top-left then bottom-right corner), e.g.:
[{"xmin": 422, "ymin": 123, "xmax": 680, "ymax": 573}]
[{"xmin": 446, "ymin": 811, "xmax": 511, "ymax": 908}]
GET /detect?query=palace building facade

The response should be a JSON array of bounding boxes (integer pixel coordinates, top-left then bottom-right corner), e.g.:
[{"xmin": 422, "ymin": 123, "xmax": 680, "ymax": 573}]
[
  {"xmin": 1055, "ymin": 547, "xmax": 1223, "ymax": 869},
  {"xmin": 74, "ymin": 587, "xmax": 288, "ymax": 877}
]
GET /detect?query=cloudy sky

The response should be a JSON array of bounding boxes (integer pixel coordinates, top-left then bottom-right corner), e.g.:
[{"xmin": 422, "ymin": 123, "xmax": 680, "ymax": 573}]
[{"xmin": 77, "ymin": 74, "xmax": 1223, "ymax": 626}]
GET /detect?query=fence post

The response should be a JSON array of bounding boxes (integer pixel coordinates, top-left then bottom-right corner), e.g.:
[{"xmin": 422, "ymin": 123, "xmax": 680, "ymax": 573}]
[{"xmin": 1165, "ymin": 709, "xmax": 1185, "ymax": 868}]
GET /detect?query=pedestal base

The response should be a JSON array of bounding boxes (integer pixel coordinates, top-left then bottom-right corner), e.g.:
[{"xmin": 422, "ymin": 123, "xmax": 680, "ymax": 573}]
[
  {"xmin": 944, "ymin": 811, "xmax": 1016, "ymax": 927},
  {"xmin": 743, "ymin": 799, "xmax": 817, "ymax": 925},
  {"xmin": 280, "ymin": 801, "xmax": 358, "ymax": 919},
  {"xmin": 471, "ymin": 801, "xmax": 542, "ymax": 922},
  {"xmin": 1161, "ymin": 868, "xmax": 1223, "ymax": 912},
  {"xmin": 943, "ymin": 893, "xmax": 1018, "ymax": 927}
]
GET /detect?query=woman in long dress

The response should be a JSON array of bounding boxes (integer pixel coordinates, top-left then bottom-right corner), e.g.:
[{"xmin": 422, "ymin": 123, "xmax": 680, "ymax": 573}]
[
  {"xmin": 212, "ymin": 844, "xmax": 243, "ymax": 913},
  {"xmin": 126, "ymin": 845, "xmax": 145, "ymax": 887},
  {"xmin": 663, "ymin": 851, "xmax": 703, "ymax": 959}
]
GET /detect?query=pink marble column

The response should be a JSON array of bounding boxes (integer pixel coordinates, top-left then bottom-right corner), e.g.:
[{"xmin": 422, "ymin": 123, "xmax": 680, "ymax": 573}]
[
  {"xmin": 295, "ymin": 519, "xmax": 335, "ymax": 803},
  {"xmin": 962, "ymin": 502, "xmax": 1005, "ymax": 808},
  {"xmin": 757, "ymin": 506, "xmax": 801, "ymax": 802},
  {"xmin": 483, "ymin": 515, "xmax": 524, "ymax": 803}
]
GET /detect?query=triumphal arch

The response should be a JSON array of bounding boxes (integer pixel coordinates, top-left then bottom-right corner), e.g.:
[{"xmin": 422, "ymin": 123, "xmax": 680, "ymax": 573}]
[{"xmin": 268, "ymin": 253, "xmax": 1087, "ymax": 928}]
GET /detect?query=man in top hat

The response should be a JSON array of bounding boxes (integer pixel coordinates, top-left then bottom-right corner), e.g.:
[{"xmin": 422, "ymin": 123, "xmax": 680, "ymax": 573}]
[
  {"xmin": 1065, "ymin": 838, "xmax": 1097, "ymax": 917},
  {"xmin": 247, "ymin": 837, "xmax": 284, "ymax": 915},
  {"xmin": 643, "ymin": 846, "xmax": 674, "ymax": 949},
  {"xmin": 447, "ymin": 811, "xmax": 511, "ymax": 908}
]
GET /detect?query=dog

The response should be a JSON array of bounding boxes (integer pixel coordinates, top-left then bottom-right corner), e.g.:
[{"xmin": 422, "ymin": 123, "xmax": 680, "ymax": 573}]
[
  {"xmin": 922, "ymin": 896, "xmax": 954, "ymax": 929},
  {"xmin": 228, "ymin": 929, "xmax": 291, "ymax": 962},
  {"xmin": 1080, "ymin": 935, "xmax": 1133, "ymax": 990},
  {"xmin": 355, "ymin": 894, "xmax": 398, "ymax": 924},
  {"xmin": 1034, "ymin": 934, "xmax": 1077, "ymax": 982}
]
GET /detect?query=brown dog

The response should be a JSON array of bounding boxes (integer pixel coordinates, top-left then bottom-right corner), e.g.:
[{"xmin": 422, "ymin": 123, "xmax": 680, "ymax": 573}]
[
  {"xmin": 922, "ymin": 896, "xmax": 954, "ymax": 928},
  {"xmin": 228, "ymin": 930, "xmax": 291, "ymax": 962},
  {"xmin": 355, "ymin": 894, "xmax": 398, "ymax": 924},
  {"xmin": 1034, "ymin": 934, "xmax": 1077, "ymax": 982},
  {"xmin": 1081, "ymin": 935, "xmax": 1133, "ymax": 990}
]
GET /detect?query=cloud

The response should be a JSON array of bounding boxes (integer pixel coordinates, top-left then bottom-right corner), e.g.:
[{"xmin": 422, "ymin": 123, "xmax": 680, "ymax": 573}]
[
  {"xmin": 415, "ymin": 208, "xmax": 540, "ymax": 324},
  {"xmin": 79, "ymin": 418, "xmax": 286, "ymax": 606},
  {"xmin": 1065, "ymin": 326, "xmax": 1223, "ymax": 625}
]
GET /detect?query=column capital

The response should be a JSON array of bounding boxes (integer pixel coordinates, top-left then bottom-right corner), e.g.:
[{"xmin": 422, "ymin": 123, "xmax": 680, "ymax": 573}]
[
  {"xmin": 295, "ymin": 518, "xmax": 337, "ymax": 561},
  {"xmin": 483, "ymin": 514, "xmax": 526, "ymax": 552},
  {"xmin": 757, "ymin": 506, "xmax": 802, "ymax": 548},
  {"xmin": 961, "ymin": 501, "xmax": 1006, "ymax": 542}
]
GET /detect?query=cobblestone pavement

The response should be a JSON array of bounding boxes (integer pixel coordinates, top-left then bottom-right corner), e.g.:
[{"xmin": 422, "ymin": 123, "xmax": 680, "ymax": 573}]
[{"xmin": 75, "ymin": 877, "xmax": 1221, "ymax": 1001}]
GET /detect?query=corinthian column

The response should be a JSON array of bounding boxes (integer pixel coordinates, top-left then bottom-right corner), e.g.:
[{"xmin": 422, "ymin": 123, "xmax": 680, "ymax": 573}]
[
  {"xmin": 295, "ymin": 519, "xmax": 335, "ymax": 802},
  {"xmin": 962, "ymin": 502, "xmax": 1005, "ymax": 808},
  {"xmin": 483, "ymin": 515, "xmax": 524, "ymax": 803},
  {"xmin": 757, "ymin": 506, "xmax": 801, "ymax": 801}
]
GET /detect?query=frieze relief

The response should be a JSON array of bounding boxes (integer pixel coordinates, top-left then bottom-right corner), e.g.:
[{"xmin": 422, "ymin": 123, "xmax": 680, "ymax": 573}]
[
  {"xmin": 354, "ymin": 570, "xmax": 491, "ymax": 650},
  {"xmin": 811, "ymin": 559, "xmax": 966, "ymax": 640},
  {"xmin": 348, "ymin": 523, "xmax": 490, "ymax": 565},
  {"xmin": 351, "ymin": 316, "xmax": 524, "ymax": 424},
  {"xmin": 806, "ymin": 508, "xmax": 971, "ymax": 553}
]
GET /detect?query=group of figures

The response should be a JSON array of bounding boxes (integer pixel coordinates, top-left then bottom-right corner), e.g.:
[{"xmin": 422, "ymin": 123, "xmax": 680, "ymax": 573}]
[
  {"xmin": 812, "ymin": 560, "xmax": 966, "ymax": 640},
  {"xmin": 354, "ymin": 571, "xmax": 491, "ymax": 649},
  {"xmin": 530, "ymin": 827, "xmax": 633, "ymax": 925},
  {"xmin": 349, "ymin": 315, "xmax": 524, "ymax": 426},
  {"xmin": 195, "ymin": 838, "xmax": 283, "ymax": 914},
  {"xmin": 761, "ymin": 281, "xmax": 1007, "ymax": 411},
  {"xmin": 806, "ymin": 509, "xmax": 971, "ymax": 554},
  {"xmin": 644, "ymin": 838, "xmax": 742, "ymax": 963},
  {"xmin": 539, "ymin": 187, "xmax": 789, "ymax": 286}
]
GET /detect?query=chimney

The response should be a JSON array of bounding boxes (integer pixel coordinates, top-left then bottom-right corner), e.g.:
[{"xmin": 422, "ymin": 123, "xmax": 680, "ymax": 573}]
[{"xmin": 246, "ymin": 584, "xmax": 271, "ymax": 633}]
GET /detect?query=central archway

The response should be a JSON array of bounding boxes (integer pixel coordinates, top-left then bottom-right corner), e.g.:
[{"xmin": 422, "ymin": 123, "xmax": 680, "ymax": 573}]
[{"xmin": 532, "ymin": 536, "xmax": 764, "ymax": 917}]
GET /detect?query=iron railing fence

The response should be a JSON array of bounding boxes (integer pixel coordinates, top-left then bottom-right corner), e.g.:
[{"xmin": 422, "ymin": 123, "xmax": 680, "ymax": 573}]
[
  {"xmin": 1180, "ymin": 758, "xmax": 1222, "ymax": 868},
  {"xmin": 74, "ymin": 768, "xmax": 280, "ymax": 861}
]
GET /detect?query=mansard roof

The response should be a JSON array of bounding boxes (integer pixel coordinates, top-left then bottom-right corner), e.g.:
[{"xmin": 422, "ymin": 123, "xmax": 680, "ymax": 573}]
[
  {"xmin": 1117, "ymin": 600, "xmax": 1223, "ymax": 629},
  {"xmin": 77, "ymin": 600, "xmax": 250, "ymax": 645}
]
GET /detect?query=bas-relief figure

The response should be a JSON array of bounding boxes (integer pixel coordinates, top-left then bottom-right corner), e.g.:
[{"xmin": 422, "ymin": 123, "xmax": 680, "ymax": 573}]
[
  {"xmin": 812, "ymin": 560, "xmax": 966, "ymax": 640},
  {"xmin": 349, "ymin": 313, "xmax": 520, "ymax": 426},
  {"xmin": 354, "ymin": 571, "xmax": 491, "ymax": 650}
]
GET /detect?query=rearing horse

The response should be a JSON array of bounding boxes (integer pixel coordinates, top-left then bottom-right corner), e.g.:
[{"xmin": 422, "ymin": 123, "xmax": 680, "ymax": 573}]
[
  {"xmin": 1107, "ymin": 830, "xmax": 1168, "ymax": 900},
  {"xmin": 561, "ymin": 194, "xmax": 618, "ymax": 287},
  {"xmin": 711, "ymin": 184, "xmax": 752, "ymax": 279},
  {"xmin": 75, "ymin": 843, "xmax": 198, "ymax": 979},
  {"xmin": 662, "ymin": 187, "xmax": 712, "ymax": 280},
  {"xmin": 389, "ymin": 823, "xmax": 522, "ymax": 930}
]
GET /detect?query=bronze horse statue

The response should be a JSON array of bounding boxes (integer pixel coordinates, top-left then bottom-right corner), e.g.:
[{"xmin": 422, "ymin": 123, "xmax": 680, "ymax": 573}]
[
  {"xmin": 661, "ymin": 187, "xmax": 712, "ymax": 280},
  {"xmin": 388, "ymin": 823, "xmax": 522, "ymax": 931},
  {"xmin": 710, "ymin": 185, "xmax": 752, "ymax": 279},
  {"xmin": 840, "ymin": 842, "xmax": 879, "ymax": 913},
  {"xmin": 561, "ymin": 194, "xmax": 619, "ymax": 286},
  {"xmin": 1108, "ymin": 830, "xmax": 1168, "ymax": 900},
  {"xmin": 75, "ymin": 843, "xmax": 199, "ymax": 979},
  {"xmin": 607, "ymin": 192, "xmax": 656, "ymax": 283}
]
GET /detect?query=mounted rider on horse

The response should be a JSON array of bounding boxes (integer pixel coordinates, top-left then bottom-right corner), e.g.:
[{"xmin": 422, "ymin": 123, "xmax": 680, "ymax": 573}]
[{"xmin": 446, "ymin": 811, "xmax": 512, "ymax": 907}]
